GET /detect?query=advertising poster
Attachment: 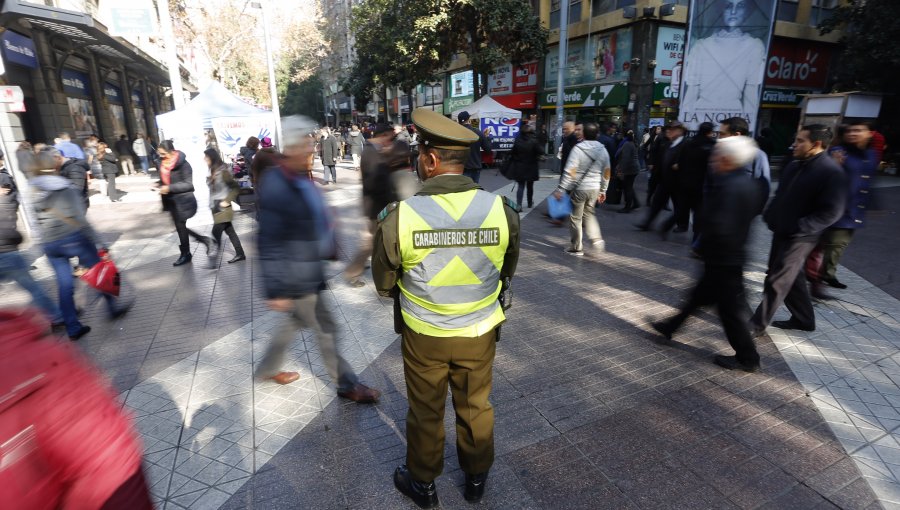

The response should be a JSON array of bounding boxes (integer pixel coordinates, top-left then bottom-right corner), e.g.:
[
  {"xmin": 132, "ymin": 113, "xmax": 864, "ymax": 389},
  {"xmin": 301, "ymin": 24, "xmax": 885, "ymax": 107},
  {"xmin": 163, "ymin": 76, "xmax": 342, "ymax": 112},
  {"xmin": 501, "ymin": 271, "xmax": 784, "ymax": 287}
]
[
  {"xmin": 450, "ymin": 70, "xmax": 474, "ymax": 98},
  {"xmin": 655, "ymin": 27, "xmax": 686, "ymax": 82},
  {"xmin": 67, "ymin": 97, "xmax": 98, "ymax": 138},
  {"xmin": 589, "ymin": 28, "xmax": 632, "ymax": 83},
  {"xmin": 765, "ymin": 38, "xmax": 833, "ymax": 89},
  {"xmin": 544, "ymin": 38, "xmax": 586, "ymax": 89},
  {"xmin": 513, "ymin": 62, "xmax": 538, "ymax": 92},
  {"xmin": 488, "ymin": 64, "xmax": 513, "ymax": 95},
  {"xmin": 211, "ymin": 115, "xmax": 276, "ymax": 156},
  {"xmin": 109, "ymin": 104, "xmax": 127, "ymax": 137},
  {"xmin": 679, "ymin": 0, "xmax": 777, "ymax": 132},
  {"xmin": 480, "ymin": 116, "xmax": 521, "ymax": 152}
]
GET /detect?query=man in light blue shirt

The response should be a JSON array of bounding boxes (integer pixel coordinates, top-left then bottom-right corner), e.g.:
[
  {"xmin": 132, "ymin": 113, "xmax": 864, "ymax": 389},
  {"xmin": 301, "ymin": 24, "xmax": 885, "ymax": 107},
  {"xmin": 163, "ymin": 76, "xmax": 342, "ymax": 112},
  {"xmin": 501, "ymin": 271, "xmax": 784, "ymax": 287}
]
[{"xmin": 54, "ymin": 132, "xmax": 85, "ymax": 160}]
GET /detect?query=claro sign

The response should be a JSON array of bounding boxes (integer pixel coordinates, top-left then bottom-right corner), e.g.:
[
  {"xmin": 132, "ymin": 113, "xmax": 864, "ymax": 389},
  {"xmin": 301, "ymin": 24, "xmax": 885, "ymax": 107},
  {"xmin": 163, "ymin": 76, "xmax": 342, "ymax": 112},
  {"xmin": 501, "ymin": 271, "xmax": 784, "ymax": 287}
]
[{"xmin": 765, "ymin": 38, "xmax": 834, "ymax": 89}]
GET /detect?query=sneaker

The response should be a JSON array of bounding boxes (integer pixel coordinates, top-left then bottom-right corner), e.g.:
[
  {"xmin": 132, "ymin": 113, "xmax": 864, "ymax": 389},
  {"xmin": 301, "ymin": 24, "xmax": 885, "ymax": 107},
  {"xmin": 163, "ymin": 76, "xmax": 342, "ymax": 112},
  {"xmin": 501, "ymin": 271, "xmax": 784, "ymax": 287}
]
[{"xmin": 565, "ymin": 249, "xmax": 584, "ymax": 256}]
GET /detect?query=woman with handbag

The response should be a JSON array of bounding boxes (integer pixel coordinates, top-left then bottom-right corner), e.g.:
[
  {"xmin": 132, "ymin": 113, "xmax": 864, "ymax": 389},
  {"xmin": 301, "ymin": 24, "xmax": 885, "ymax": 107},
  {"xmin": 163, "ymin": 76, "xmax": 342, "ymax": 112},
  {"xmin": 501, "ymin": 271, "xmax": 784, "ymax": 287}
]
[
  {"xmin": 615, "ymin": 130, "xmax": 641, "ymax": 213},
  {"xmin": 205, "ymin": 148, "xmax": 246, "ymax": 267},
  {"xmin": 508, "ymin": 123, "xmax": 544, "ymax": 209},
  {"xmin": 30, "ymin": 151, "xmax": 129, "ymax": 340},
  {"xmin": 156, "ymin": 140, "xmax": 211, "ymax": 266}
]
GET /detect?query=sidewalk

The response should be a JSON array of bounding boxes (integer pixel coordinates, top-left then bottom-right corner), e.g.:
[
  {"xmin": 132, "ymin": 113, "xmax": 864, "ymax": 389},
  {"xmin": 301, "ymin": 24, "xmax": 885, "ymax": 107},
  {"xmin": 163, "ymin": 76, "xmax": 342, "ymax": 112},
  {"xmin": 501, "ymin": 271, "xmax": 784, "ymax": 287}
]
[{"xmin": 0, "ymin": 159, "xmax": 897, "ymax": 509}]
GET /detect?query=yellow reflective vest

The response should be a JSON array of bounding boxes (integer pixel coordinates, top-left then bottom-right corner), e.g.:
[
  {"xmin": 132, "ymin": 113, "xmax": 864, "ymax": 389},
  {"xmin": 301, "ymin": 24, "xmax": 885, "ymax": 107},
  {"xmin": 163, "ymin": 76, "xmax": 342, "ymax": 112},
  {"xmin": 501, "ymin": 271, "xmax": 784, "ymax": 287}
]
[{"xmin": 397, "ymin": 189, "xmax": 510, "ymax": 337}]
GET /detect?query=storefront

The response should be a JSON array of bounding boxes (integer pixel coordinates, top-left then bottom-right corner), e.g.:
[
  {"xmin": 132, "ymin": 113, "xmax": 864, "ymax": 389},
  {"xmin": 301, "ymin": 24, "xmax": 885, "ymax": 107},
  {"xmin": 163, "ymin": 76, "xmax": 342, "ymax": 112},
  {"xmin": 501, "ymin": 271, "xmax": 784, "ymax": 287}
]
[
  {"xmin": 444, "ymin": 70, "xmax": 474, "ymax": 116},
  {"xmin": 0, "ymin": 29, "xmax": 43, "ymax": 141},
  {"xmin": 416, "ymin": 83, "xmax": 444, "ymax": 114},
  {"xmin": 538, "ymin": 83, "xmax": 629, "ymax": 134},
  {"xmin": 61, "ymin": 68, "xmax": 99, "ymax": 138},
  {"xmin": 103, "ymin": 82, "xmax": 127, "ymax": 137},
  {"xmin": 650, "ymin": 82, "xmax": 680, "ymax": 127},
  {"xmin": 759, "ymin": 37, "xmax": 836, "ymax": 155}
]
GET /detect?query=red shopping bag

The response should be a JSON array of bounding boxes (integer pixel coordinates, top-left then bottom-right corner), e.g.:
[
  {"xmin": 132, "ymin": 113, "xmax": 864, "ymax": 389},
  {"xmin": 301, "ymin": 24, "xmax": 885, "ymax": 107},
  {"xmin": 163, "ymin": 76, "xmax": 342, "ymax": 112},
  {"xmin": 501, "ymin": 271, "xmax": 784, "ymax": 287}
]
[{"xmin": 80, "ymin": 250, "xmax": 121, "ymax": 296}]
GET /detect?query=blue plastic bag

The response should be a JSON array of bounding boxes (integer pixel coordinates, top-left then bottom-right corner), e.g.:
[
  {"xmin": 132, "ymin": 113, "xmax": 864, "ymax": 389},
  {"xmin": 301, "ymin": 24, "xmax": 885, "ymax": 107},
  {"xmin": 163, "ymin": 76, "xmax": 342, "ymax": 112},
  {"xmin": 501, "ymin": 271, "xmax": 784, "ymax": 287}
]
[{"xmin": 547, "ymin": 193, "xmax": 572, "ymax": 219}]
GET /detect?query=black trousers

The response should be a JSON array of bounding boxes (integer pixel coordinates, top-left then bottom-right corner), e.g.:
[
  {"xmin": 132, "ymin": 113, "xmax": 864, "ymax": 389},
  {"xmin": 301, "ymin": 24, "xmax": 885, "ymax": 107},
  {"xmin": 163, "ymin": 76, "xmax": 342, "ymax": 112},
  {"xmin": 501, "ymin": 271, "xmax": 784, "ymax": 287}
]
[
  {"xmin": 621, "ymin": 174, "xmax": 639, "ymax": 209},
  {"xmin": 675, "ymin": 187, "xmax": 702, "ymax": 235},
  {"xmin": 647, "ymin": 167, "xmax": 661, "ymax": 204},
  {"xmin": 516, "ymin": 180, "xmax": 534, "ymax": 207},
  {"xmin": 642, "ymin": 180, "xmax": 677, "ymax": 231},
  {"xmin": 169, "ymin": 209, "xmax": 207, "ymax": 255},
  {"xmin": 212, "ymin": 221, "xmax": 245, "ymax": 256},
  {"xmin": 665, "ymin": 263, "xmax": 759, "ymax": 366},
  {"xmin": 752, "ymin": 235, "xmax": 818, "ymax": 331}
]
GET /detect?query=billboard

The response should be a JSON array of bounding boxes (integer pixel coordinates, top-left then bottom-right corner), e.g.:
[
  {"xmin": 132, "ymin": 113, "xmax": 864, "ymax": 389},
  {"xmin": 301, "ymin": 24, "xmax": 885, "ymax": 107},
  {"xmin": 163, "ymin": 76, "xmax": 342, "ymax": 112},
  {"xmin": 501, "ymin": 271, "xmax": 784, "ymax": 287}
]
[
  {"xmin": 488, "ymin": 63, "xmax": 513, "ymax": 95},
  {"xmin": 678, "ymin": 0, "xmax": 777, "ymax": 133},
  {"xmin": 544, "ymin": 28, "xmax": 633, "ymax": 89},
  {"xmin": 513, "ymin": 62, "xmax": 538, "ymax": 92},
  {"xmin": 655, "ymin": 27, "xmax": 685, "ymax": 82},
  {"xmin": 765, "ymin": 38, "xmax": 833, "ymax": 89},
  {"xmin": 480, "ymin": 116, "xmax": 521, "ymax": 152}
]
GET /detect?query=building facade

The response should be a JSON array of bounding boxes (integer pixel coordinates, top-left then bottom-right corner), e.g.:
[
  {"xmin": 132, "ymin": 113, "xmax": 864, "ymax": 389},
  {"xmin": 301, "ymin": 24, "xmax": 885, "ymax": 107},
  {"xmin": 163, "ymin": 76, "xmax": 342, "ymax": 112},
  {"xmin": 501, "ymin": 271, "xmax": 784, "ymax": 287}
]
[{"xmin": 0, "ymin": 0, "xmax": 195, "ymax": 163}]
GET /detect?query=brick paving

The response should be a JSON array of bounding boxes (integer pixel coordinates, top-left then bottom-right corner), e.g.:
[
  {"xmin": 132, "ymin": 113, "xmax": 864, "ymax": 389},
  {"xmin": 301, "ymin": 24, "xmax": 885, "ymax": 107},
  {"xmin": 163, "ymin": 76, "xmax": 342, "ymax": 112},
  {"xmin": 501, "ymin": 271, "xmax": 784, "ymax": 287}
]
[{"xmin": 2, "ymin": 160, "xmax": 898, "ymax": 509}]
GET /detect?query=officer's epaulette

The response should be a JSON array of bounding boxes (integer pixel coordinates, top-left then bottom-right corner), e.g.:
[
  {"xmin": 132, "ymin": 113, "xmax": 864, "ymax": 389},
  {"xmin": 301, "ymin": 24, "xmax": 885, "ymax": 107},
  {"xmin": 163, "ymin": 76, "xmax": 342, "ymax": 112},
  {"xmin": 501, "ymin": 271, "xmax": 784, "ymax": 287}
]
[
  {"xmin": 501, "ymin": 196, "xmax": 519, "ymax": 211},
  {"xmin": 377, "ymin": 201, "xmax": 400, "ymax": 222}
]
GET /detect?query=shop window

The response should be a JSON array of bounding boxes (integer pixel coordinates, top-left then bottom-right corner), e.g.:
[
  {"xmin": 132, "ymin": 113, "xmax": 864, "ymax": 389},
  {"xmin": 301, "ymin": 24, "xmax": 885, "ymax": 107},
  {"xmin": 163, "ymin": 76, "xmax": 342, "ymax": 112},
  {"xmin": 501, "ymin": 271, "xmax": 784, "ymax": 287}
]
[
  {"xmin": 550, "ymin": 0, "xmax": 582, "ymax": 29},
  {"xmin": 809, "ymin": 0, "xmax": 839, "ymax": 27},
  {"xmin": 777, "ymin": 0, "xmax": 798, "ymax": 22}
]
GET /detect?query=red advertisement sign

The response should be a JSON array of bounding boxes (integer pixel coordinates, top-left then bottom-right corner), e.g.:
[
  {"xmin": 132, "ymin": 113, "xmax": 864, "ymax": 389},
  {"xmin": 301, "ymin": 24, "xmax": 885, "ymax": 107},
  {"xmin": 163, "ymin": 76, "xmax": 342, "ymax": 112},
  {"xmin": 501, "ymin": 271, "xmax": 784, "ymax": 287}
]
[
  {"xmin": 512, "ymin": 62, "xmax": 538, "ymax": 93},
  {"xmin": 765, "ymin": 38, "xmax": 834, "ymax": 89},
  {"xmin": 494, "ymin": 93, "xmax": 537, "ymax": 110}
]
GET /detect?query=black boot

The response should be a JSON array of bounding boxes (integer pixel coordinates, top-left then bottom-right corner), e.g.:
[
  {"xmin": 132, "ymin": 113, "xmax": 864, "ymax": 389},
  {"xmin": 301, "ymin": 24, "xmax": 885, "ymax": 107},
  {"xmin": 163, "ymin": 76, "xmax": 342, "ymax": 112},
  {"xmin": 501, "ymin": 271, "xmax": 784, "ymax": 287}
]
[
  {"xmin": 227, "ymin": 254, "xmax": 246, "ymax": 264},
  {"xmin": 173, "ymin": 253, "xmax": 192, "ymax": 266},
  {"xmin": 393, "ymin": 465, "xmax": 438, "ymax": 509},
  {"xmin": 464, "ymin": 472, "xmax": 488, "ymax": 503}
]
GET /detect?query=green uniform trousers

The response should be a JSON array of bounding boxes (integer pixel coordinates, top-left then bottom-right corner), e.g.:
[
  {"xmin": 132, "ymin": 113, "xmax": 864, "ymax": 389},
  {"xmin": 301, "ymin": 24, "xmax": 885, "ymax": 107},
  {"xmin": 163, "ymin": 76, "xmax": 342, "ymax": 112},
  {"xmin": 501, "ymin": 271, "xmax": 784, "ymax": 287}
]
[
  {"xmin": 820, "ymin": 227, "xmax": 855, "ymax": 280},
  {"xmin": 401, "ymin": 324, "xmax": 497, "ymax": 482}
]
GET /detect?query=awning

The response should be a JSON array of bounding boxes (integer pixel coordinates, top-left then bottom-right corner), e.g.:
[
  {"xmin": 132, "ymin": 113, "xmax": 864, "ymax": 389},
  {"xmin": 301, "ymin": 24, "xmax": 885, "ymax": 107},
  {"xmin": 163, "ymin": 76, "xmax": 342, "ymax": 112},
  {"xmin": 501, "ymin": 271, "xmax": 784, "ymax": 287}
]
[{"xmin": 0, "ymin": 0, "xmax": 194, "ymax": 90}]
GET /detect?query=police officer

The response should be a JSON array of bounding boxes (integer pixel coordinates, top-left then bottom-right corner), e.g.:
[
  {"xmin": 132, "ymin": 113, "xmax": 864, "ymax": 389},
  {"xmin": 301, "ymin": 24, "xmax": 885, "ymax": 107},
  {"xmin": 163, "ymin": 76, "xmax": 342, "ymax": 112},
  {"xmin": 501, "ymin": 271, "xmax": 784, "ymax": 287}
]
[{"xmin": 372, "ymin": 108, "xmax": 520, "ymax": 508}]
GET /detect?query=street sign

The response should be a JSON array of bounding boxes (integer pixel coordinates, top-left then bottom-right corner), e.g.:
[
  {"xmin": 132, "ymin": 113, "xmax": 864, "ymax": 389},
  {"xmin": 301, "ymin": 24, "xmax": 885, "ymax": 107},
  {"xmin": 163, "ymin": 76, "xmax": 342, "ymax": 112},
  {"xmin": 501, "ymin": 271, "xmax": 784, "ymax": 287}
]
[{"xmin": 0, "ymin": 86, "xmax": 24, "ymax": 103}]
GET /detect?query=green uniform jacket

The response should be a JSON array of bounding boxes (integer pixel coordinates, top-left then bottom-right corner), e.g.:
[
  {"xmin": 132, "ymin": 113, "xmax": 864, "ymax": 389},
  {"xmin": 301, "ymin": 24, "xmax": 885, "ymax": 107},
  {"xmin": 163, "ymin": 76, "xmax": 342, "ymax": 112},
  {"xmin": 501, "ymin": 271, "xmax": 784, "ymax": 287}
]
[{"xmin": 372, "ymin": 174, "xmax": 521, "ymax": 330}]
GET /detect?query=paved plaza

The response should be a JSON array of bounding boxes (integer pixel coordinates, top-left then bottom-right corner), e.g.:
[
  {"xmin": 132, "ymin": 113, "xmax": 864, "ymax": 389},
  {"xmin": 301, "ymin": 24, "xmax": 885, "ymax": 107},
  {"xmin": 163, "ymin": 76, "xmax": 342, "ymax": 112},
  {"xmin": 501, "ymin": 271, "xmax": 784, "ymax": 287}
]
[{"xmin": 3, "ymin": 159, "xmax": 900, "ymax": 509}]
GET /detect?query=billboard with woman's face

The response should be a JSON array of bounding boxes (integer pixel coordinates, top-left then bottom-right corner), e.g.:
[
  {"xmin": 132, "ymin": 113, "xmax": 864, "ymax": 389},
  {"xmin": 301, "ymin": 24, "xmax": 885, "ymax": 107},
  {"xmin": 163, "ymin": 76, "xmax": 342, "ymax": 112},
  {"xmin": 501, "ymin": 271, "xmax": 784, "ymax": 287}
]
[{"xmin": 678, "ymin": 0, "xmax": 777, "ymax": 133}]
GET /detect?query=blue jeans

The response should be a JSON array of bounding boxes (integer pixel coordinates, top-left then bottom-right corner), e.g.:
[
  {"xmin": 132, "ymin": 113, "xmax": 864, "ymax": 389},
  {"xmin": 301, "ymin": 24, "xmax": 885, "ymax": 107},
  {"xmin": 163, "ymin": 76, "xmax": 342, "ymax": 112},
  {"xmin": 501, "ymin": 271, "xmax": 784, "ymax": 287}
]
[
  {"xmin": 43, "ymin": 232, "xmax": 117, "ymax": 336},
  {"xmin": 0, "ymin": 251, "xmax": 63, "ymax": 323},
  {"xmin": 138, "ymin": 156, "xmax": 150, "ymax": 173}
]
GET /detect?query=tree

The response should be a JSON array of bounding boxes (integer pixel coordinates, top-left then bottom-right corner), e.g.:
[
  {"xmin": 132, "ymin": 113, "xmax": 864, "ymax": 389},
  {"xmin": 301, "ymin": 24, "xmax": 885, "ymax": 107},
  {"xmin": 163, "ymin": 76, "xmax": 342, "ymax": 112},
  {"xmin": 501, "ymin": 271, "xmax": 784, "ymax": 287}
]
[
  {"xmin": 818, "ymin": 0, "xmax": 900, "ymax": 95},
  {"xmin": 281, "ymin": 75, "xmax": 325, "ymax": 118}
]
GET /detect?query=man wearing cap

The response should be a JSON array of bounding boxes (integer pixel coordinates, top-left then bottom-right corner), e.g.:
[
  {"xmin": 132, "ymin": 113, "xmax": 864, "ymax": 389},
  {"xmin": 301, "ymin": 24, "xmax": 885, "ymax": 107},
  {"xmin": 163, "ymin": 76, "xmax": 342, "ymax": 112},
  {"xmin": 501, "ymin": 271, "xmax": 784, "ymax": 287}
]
[
  {"xmin": 637, "ymin": 121, "xmax": 688, "ymax": 234},
  {"xmin": 457, "ymin": 111, "xmax": 492, "ymax": 183},
  {"xmin": 373, "ymin": 108, "xmax": 520, "ymax": 508}
]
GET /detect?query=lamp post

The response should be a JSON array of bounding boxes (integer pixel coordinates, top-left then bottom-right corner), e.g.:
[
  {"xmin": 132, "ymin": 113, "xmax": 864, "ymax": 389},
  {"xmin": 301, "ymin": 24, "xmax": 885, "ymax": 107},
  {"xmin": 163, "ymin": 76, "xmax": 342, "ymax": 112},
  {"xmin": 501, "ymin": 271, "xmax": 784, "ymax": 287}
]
[
  {"xmin": 157, "ymin": 0, "xmax": 185, "ymax": 108},
  {"xmin": 250, "ymin": 0, "xmax": 282, "ymax": 148}
]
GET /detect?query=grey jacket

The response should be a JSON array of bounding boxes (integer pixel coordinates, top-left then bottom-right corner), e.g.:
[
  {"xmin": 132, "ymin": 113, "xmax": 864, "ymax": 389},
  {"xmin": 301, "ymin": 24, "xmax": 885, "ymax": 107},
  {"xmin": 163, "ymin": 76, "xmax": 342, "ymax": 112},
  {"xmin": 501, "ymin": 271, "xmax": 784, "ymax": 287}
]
[
  {"xmin": 559, "ymin": 140, "xmax": 610, "ymax": 193},
  {"xmin": 347, "ymin": 131, "xmax": 364, "ymax": 155},
  {"xmin": 31, "ymin": 175, "xmax": 98, "ymax": 244},
  {"xmin": 0, "ymin": 192, "xmax": 21, "ymax": 254}
]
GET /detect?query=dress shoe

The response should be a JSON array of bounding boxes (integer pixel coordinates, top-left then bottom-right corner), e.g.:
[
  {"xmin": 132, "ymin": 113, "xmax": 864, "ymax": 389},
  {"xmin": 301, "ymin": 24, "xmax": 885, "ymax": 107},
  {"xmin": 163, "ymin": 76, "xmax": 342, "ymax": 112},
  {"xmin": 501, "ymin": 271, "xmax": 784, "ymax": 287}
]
[
  {"xmin": 173, "ymin": 254, "xmax": 192, "ymax": 266},
  {"xmin": 772, "ymin": 319, "xmax": 815, "ymax": 332},
  {"xmin": 264, "ymin": 371, "xmax": 300, "ymax": 385},
  {"xmin": 811, "ymin": 282, "xmax": 835, "ymax": 300},
  {"xmin": 823, "ymin": 277, "xmax": 847, "ymax": 289},
  {"xmin": 227, "ymin": 254, "xmax": 246, "ymax": 264},
  {"xmin": 464, "ymin": 472, "xmax": 488, "ymax": 503},
  {"xmin": 714, "ymin": 355, "xmax": 760, "ymax": 373},
  {"xmin": 393, "ymin": 465, "xmax": 439, "ymax": 509},
  {"xmin": 527, "ymin": 202, "xmax": 533, "ymax": 209},
  {"xmin": 69, "ymin": 325, "xmax": 91, "ymax": 341},
  {"xmin": 338, "ymin": 383, "xmax": 381, "ymax": 403},
  {"xmin": 650, "ymin": 321, "xmax": 674, "ymax": 344}
]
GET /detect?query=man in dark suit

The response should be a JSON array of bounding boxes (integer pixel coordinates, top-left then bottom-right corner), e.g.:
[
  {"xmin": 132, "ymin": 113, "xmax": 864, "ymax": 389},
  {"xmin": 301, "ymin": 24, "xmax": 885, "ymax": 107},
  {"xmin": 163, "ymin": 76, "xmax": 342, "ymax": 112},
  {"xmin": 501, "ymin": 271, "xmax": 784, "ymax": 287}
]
[
  {"xmin": 637, "ymin": 121, "xmax": 687, "ymax": 233},
  {"xmin": 751, "ymin": 124, "xmax": 847, "ymax": 335},
  {"xmin": 652, "ymin": 136, "xmax": 767, "ymax": 372},
  {"xmin": 319, "ymin": 127, "xmax": 341, "ymax": 185}
]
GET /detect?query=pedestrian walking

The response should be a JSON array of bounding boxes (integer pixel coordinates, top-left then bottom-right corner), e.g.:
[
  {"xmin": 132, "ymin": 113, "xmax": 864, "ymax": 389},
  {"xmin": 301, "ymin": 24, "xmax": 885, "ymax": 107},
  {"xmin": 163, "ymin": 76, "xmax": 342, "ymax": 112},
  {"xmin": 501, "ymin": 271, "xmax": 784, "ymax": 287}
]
[
  {"xmin": 0, "ymin": 170, "xmax": 63, "ymax": 325},
  {"xmin": 240, "ymin": 136, "xmax": 259, "ymax": 172},
  {"xmin": 347, "ymin": 124, "xmax": 365, "ymax": 171},
  {"xmin": 16, "ymin": 141, "xmax": 35, "ymax": 179},
  {"xmin": 457, "ymin": 111, "xmax": 492, "ymax": 183},
  {"xmin": 808, "ymin": 121, "xmax": 876, "ymax": 294},
  {"xmin": 558, "ymin": 120, "xmax": 578, "ymax": 174},
  {"xmin": 44, "ymin": 147, "xmax": 90, "ymax": 211},
  {"xmin": 205, "ymin": 148, "xmax": 245, "ymax": 266},
  {"xmin": 251, "ymin": 144, "xmax": 284, "ymax": 192},
  {"xmin": 373, "ymin": 108, "xmax": 521, "ymax": 508},
  {"xmin": 676, "ymin": 122, "xmax": 716, "ymax": 240},
  {"xmin": 155, "ymin": 140, "xmax": 211, "ymax": 266},
  {"xmin": 651, "ymin": 136, "xmax": 766, "ymax": 372},
  {"xmin": 29, "ymin": 151, "xmax": 129, "ymax": 340},
  {"xmin": 508, "ymin": 123, "xmax": 544, "ymax": 209},
  {"xmin": 319, "ymin": 127, "xmax": 341, "ymax": 185},
  {"xmin": 133, "ymin": 133, "xmax": 151, "ymax": 174},
  {"xmin": 614, "ymin": 130, "xmax": 641, "ymax": 213},
  {"xmin": 637, "ymin": 121, "xmax": 688, "ymax": 234},
  {"xmin": 344, "ymin": 124, "xmax": 395, "ymax": 287},
  {"xmin": 646, "ymin": 126, "xmax": 665, "ymax": 204},
  {"xmin": 114, "ymin": 134, "xmax": 136, "ymax": 176},
  {"xmin": 750, "ymin": 125, "xmax": 847, "ymax": 335},
  {"xmin": 255, "ymin": 115, "xmax": 381, "ymax": 403},
  {"xmin": 97, "ymin": 140, "xmax": 120, "ymax": 202},
  {"xmin": 553, "ymin": 122, "xmax": 610, "ymax": 256},
  {"xmin": 54, "ymin": 132, "xmax": 85, "ymax": 160}
]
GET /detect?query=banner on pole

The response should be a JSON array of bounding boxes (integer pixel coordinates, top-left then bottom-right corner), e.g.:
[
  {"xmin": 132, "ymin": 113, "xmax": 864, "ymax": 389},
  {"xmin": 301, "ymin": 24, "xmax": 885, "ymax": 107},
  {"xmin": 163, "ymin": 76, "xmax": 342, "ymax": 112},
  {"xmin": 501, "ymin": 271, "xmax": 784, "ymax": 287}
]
[
  {"xmin": 480, "ymin": 117, "xmax": 520, "ymax": 152},
  {"xmin": 211, "ymin": 115, "xmax": 275, "ymax": 155},
  {"xmin": 678, "ymin": 0, "xmax": 777, "ymax": 133}
]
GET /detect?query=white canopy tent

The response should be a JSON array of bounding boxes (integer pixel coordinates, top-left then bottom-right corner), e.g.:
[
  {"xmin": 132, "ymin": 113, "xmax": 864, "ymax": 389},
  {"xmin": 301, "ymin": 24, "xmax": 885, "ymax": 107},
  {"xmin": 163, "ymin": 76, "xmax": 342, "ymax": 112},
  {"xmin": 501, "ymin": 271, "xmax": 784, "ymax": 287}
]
[
  {"xmin": 155, "ymin": 82, "xmax": 272, "ymax": 227},
  {"xmin": 450, "ymin": 95, "xmax": 520, "ymax": 120}
]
